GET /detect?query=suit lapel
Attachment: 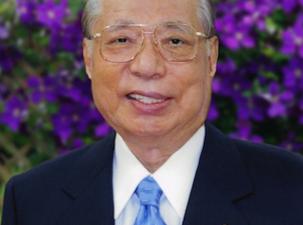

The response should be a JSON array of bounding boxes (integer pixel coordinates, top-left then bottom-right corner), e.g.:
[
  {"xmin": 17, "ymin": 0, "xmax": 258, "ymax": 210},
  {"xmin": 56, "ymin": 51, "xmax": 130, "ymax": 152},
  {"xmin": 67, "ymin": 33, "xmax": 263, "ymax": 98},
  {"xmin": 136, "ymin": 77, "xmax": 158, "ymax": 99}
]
[
  {"xmin": 182, "ymin": 123, "xmax": 254, "ymax": 225},
  {"xmin": 57, "ymin": 133, "xmax": 116, "ymax": 225}
]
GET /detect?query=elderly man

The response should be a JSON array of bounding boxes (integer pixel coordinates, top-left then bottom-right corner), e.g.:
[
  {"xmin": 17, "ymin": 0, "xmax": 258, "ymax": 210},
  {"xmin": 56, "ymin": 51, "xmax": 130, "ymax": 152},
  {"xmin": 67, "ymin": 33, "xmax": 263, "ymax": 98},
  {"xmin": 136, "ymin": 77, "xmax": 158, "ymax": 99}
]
[{"xmin": 2, "ymin": 0, "xmax": 303, "ymax": 224}]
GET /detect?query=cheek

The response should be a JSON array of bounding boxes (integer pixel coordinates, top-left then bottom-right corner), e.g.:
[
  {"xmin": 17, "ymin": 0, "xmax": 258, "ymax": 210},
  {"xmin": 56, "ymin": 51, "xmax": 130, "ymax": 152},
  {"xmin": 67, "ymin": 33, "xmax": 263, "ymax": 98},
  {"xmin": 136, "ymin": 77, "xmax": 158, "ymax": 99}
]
[
  {"xmin": 91, "ymin": 63, "xmax": 123, "ymax": 113},
  {"xmin": 177, "ymin": 62, "xmax": 209, "ymax": 95},
  {"xmin": 175, "ymin": 63, "xmax": 212, "ymax": 111}
]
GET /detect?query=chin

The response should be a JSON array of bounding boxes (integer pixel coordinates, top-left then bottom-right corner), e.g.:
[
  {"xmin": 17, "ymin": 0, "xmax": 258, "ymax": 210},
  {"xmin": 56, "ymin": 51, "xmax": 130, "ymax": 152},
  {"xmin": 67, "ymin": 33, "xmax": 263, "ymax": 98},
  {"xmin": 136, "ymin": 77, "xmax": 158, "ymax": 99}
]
[{"xmin": 122, "ymin": 122, "xmax": 171, "ymax": 138}]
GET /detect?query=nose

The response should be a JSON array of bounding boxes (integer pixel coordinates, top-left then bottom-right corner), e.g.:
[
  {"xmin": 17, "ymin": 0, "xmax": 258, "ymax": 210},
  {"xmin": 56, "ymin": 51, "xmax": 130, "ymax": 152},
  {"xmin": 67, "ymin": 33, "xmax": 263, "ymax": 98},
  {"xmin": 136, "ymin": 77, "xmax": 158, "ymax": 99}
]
[{"xmin": 128, "ymin": 36, "xmax": 166, "ymax": 79}]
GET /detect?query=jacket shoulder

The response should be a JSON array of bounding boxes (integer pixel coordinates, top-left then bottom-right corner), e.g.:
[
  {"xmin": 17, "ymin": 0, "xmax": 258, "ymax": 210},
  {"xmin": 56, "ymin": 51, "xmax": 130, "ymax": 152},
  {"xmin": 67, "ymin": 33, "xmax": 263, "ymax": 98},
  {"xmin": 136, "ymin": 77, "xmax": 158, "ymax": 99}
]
[
  {"xmin": 233, "ymin": 139, "xmax": 303, "ymax": 185},
  {"xmin": 7, "ymin": 132, "xmax": 115, "ymax": 193},
  {"xmin": 234, "ymin": 139, "xmax": 303, "ymax": 165}
]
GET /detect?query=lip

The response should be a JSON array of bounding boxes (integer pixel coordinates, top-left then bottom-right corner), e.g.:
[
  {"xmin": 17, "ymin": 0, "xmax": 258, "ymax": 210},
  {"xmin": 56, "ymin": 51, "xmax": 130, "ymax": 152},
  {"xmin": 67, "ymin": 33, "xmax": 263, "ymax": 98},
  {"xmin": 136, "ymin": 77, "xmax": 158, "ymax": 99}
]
[{"xmin": 126, "ymin": 90, "xmax": 172, "ymax": 114}]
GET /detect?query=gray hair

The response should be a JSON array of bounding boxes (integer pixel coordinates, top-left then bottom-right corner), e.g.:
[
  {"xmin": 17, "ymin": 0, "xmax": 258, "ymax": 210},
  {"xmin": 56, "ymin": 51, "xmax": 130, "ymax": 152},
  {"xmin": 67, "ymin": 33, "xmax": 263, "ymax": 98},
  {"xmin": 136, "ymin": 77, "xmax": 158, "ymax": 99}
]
[{"xmin": 82, "ymin": 0, "xmax": 216, "ymax": 38}]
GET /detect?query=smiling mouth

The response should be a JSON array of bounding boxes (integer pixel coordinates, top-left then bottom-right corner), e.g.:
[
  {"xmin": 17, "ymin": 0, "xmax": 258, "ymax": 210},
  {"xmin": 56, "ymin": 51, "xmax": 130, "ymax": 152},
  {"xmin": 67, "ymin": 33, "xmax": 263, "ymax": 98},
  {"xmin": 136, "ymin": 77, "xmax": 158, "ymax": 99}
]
[{"xmin": 127, "ymin": 93, "xmax": 168, "ymax": 105}]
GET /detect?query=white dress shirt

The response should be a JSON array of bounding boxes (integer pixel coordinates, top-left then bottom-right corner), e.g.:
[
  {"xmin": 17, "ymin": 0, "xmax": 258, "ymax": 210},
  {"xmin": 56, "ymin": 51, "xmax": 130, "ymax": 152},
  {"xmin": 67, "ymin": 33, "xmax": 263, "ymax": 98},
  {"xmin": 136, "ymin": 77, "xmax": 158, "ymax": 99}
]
[{"xmin": 113, "ymin": 125, "xmax": 205, "ymax": 225}]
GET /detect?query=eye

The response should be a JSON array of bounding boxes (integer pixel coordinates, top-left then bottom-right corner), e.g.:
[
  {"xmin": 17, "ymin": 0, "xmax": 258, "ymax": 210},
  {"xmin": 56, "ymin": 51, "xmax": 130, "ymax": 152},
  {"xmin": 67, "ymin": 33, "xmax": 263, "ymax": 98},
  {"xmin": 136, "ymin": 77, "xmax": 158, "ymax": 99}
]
[
  {"xmin": 106, "ymin": 34, "xmax": 138, "ymax": 46},
  {"xmin": 170, "ymin": 38, "xmax": 184, "ymax": 46},
  {"xmin": 109, "ymin": 37, "xmax": 129, "ymax": 44},
  {"xmin": 115, "ymin": 37, "xmax": 128, "ymax": 43}
]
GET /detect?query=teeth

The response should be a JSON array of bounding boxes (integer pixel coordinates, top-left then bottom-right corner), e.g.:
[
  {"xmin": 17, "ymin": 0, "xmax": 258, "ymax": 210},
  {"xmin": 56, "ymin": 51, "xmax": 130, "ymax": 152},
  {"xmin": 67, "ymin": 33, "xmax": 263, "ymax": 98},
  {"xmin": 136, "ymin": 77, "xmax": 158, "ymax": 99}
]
[{"xmin": 129, "ymin": 94, "xmax": 165, "ymax": 104}]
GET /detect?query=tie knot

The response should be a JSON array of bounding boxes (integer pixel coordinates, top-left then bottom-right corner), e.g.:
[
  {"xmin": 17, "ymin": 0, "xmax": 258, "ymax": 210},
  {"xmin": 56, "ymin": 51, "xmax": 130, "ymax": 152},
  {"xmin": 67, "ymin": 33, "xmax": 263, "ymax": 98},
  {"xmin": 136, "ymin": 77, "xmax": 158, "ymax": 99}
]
[{"xmin": 135, "ymin": 176, "xmax": 163, "ymax": 207}]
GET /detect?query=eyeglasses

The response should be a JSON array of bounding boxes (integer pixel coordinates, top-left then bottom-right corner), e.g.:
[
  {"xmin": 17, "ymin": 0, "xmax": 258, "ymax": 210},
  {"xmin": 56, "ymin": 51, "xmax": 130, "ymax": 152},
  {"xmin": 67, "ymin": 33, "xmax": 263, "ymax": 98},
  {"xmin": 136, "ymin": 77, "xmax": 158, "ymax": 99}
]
[{"xmin": 87, "ymin": 22, "xmax": 210, "ymax": 63}]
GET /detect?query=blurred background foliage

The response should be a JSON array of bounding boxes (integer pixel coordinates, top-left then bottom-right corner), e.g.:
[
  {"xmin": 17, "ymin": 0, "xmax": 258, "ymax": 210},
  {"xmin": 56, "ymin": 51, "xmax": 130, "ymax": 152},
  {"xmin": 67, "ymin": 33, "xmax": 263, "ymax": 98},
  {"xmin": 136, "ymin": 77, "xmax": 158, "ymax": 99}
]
[{"xmin": 0, "ymin": 0, "xmax": 303, "ymax": 217}]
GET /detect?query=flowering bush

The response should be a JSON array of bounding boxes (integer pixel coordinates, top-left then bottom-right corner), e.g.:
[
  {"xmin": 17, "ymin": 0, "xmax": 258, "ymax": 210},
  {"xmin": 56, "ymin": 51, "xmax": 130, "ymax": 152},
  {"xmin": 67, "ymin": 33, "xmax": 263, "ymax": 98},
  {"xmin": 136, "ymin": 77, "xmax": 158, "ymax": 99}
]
[
  {"xmin": 0, "ymin": 0, "xmax": 302, "ymax": 214},
  {"xmin": 211, "ymin": 0, "xmax": 303, "ymax": 149}
]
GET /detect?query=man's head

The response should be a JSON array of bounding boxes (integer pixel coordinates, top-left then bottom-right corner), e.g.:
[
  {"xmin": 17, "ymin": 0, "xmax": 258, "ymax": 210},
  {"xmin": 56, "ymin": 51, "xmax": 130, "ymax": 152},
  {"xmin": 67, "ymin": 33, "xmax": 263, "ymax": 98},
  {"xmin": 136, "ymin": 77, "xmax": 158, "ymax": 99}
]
[{"xmin": 82, "ymin": 0, "xmax": 218, "ymax": 145}]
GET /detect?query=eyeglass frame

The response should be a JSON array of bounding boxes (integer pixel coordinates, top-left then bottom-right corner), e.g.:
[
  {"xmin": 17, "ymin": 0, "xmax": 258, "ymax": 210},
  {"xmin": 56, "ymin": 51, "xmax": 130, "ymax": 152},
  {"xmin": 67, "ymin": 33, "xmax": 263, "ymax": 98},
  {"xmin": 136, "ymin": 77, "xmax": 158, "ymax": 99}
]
[{"xmin": 86, "ymin": 22, "xmax": 213, "ymax": 63}]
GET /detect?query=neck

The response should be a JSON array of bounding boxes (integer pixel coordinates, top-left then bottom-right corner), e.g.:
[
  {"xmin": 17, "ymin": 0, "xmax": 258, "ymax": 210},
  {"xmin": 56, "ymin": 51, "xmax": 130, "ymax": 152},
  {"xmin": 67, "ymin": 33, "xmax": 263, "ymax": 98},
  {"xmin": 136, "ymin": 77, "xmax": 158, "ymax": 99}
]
[{"xmin": 119, "ymin": 124, "xmax": 203, "ymax": 172}]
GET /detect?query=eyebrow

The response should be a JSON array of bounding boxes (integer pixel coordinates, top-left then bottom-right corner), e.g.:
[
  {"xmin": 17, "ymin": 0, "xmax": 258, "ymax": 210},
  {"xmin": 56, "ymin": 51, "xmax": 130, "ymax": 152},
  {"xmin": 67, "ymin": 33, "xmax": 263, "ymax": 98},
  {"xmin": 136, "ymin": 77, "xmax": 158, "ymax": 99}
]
[{"xmin": 111, "ymin": 19, "xmax": 136, "ymax": 25}]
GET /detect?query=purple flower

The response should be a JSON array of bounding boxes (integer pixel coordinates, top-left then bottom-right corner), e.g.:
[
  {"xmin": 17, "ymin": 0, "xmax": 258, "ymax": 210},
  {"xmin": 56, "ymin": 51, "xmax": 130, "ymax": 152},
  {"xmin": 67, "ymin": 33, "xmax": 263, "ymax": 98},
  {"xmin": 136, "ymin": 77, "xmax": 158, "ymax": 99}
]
[
  {"xmin": 280, "ymin": 132, "xmax": 303, "ymax": 151},
  {"xmin": 59, "ymin": 138, "xmax": 85, "ymax": 155},
  {"xmin": 36, "ymin": 0, "xmax": 68, "ymax": 30},
  {"xmin": 217, "ymin": 59, "xmax": 236, "ymax": 75},
  {"xmin": 95, "ymin": 123, "xmax": 112, "ymax": 137},
  {"xmin": 207, "ymin": 101, "xmax": 219, "ymax": 121},
  {"xmin": 259, "ymin": 82, "xmax": 294, "ymax": 118},
  {"xmin": 72, "ymin": 138, "xmax": 84, "ymax": 148},
  {"xmin": 236, "ymin": 97, "xmax": 267, "ymax": 121},
  {"xmin": 212, "ymin": 78, "xmax": 221, "ymax": 94},
  {"xmin": 297, "ymin": 99, "xmax": 303, "ymax": 125},
  {"xmin": 282, "ymin": 58, "xmax": 303, "ymax": 89},
  {"xmin": 52, "ymin": 113, "xmax": 72, "ymax": 143},
  {"xmin": 16, "ymin": 0, "xmax": 37, "ymax": 24},
  {"xmin": 281, "ymin": 0, "xmax": 303, "ymax": 12},
  {"xmin": 51, "ymin": 77, "xmax": 101, "ymax": 143},
  {"xmin": 54, "ymin": 74, "xmax": 90, "ymax": 103},
  {"xmin": 49, "ymin": 18, "xmax": 83, "ymax": 54},
  {"xmin": 215, "ymin": 0, "xmax": 274, "ymax": 50},
  {"xmin": 216, "ymin": 64, "xmax": 252, "ymax": 99},
  {"xmin": 27, "ymin": 75, "xmax": 58, "ymax": 104},
  {"xmin": 0, "ymin": 96, "xmax": 28, "ymax": 132},
  {"xmin": 281, "ymin": 15, "xmax": 303, "ymax": 58},
  {"xmin": 216, "ymin": 14, "xmax": 255, "ymax": 50},
  {"xmin": 238, "ymin": 0, "xmax": 273, "ymax": 31},
  {"xmin": 0, "ymin": 84, "xmax": 7, "ymax": 99},
  {"xmin": 0, "ymin": 23, "xmax": 9, "ymax": 39},
  {"xmin": 52, "ymin": 102, "xmax": 79, "ymax": 143},
  {"xmin": 281, "ymin": 0, "xmax": 298, "ymax": 12},
  {"xmin": 0, "ymin": 45, "xmax": 21, "ymax": 73},
  {"xmin": 268, "ymin": 102, "xmax": 287, "ymax": 118},
  {"xmin": 214, "ymin": 59, "xmax": 236, "ymax": 95},
  {"xmin": 229, "ymin": 120, "xmax": 263, "ymax": 143},
  {"xmin": 300, "ymin": 99, "xmax": 303, "ymax": 110}
]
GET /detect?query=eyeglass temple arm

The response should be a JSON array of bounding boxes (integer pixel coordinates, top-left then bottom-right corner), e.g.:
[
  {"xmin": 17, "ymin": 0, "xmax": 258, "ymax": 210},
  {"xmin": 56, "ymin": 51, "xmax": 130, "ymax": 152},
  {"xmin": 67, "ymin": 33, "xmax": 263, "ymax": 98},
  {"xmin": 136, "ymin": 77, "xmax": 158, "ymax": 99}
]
[
  {"xmin": 196, "ymin": 32, "xmax": 210, "ymax": 39},
  {"xmin": 86, "ymin": 33, "xmax": 101, "ymax": 40}
]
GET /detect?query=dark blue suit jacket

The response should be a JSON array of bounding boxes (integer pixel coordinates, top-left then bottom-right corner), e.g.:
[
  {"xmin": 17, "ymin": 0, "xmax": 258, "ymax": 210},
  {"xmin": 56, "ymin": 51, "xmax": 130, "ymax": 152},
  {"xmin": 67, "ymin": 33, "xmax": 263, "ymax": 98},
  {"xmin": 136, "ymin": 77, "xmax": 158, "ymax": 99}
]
[{"xmin": 2, "ymin": 123, "xmax": 303, "ymax": 225}]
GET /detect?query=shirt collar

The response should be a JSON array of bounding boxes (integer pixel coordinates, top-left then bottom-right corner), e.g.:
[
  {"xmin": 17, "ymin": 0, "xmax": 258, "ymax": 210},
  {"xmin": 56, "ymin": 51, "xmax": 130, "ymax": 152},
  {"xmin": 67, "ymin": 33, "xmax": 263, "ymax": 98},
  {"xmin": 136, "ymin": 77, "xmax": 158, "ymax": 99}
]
[
  {"xmin": 113, "ymin": 125, "xmax": 205, "ymax": 219},
  {"xmin": 113, "ymin": 134, "xmax": 149, "ymax": 219}
]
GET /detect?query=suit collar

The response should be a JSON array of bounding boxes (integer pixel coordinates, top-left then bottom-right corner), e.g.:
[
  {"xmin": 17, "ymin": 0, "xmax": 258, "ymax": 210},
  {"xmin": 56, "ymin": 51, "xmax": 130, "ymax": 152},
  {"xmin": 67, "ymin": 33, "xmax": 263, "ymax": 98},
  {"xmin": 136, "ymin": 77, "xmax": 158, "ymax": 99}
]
[
  {"xmin": 58, "ymin": 132, "xmax": 116, "ymax": 225},
  {"xmin": 62, "ymin": 132, "xmax": 115, "ymax": 198},
  {"xmin": 182, "ymin": 122, "xmax": 254, "ymax": 225}
]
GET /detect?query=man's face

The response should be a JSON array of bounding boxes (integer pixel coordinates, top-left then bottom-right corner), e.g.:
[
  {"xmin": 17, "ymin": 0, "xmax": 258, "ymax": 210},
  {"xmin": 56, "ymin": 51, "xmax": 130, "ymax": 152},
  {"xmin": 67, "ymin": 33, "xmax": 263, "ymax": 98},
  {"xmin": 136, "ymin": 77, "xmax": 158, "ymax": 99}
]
[{"xmin": 83, "ymin": 0, "xmax": 218, "ymax": 141}]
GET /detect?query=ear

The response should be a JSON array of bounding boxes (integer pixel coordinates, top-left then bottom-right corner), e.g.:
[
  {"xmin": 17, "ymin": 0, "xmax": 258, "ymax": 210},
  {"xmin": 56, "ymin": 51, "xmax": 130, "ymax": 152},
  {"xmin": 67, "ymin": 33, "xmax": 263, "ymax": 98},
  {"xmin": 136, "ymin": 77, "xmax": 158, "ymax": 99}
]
[
  {"xmin": 83, "ymin": 39, "xmax": 93, "ymax": 79},
  {"xmin": 208, "ymin": 36, "xmax": 219, "ymax": 78}
]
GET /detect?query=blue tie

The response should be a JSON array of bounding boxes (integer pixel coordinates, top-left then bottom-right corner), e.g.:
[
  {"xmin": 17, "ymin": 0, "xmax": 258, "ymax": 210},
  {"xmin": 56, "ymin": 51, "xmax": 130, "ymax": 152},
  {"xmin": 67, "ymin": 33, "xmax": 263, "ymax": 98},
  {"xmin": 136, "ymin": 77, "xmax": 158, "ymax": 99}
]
[{"xmin": 134, "ymin": 176, "xmax": 166, "ymax": 225}]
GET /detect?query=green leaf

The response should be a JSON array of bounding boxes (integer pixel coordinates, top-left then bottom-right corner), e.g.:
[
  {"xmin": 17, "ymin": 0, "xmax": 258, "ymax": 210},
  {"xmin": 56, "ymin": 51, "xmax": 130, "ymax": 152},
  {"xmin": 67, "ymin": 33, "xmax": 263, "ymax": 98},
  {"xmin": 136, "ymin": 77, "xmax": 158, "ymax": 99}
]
[
  {"xmin": 0, "ymin": 0, "xmax": 16, "ymax": 18},
  {"xmin": 68, "ymin": 0, "xmax": 84, "ymax": 17},
  {"xmin": 261, "ymin": 71, "xmax": 279, "ymax": 81},
  {"xmin": 266, "ymin": 17, "xmax": 278, "ymax": 34}
]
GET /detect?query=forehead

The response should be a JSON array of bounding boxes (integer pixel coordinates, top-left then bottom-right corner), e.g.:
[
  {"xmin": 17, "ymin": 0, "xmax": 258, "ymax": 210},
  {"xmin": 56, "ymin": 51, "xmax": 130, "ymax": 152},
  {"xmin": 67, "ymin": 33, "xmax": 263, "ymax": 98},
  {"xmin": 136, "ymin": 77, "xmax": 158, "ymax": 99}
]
[{"xmin": 98, "ymin": 0, "xmax": 200, "ymax": 28}]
